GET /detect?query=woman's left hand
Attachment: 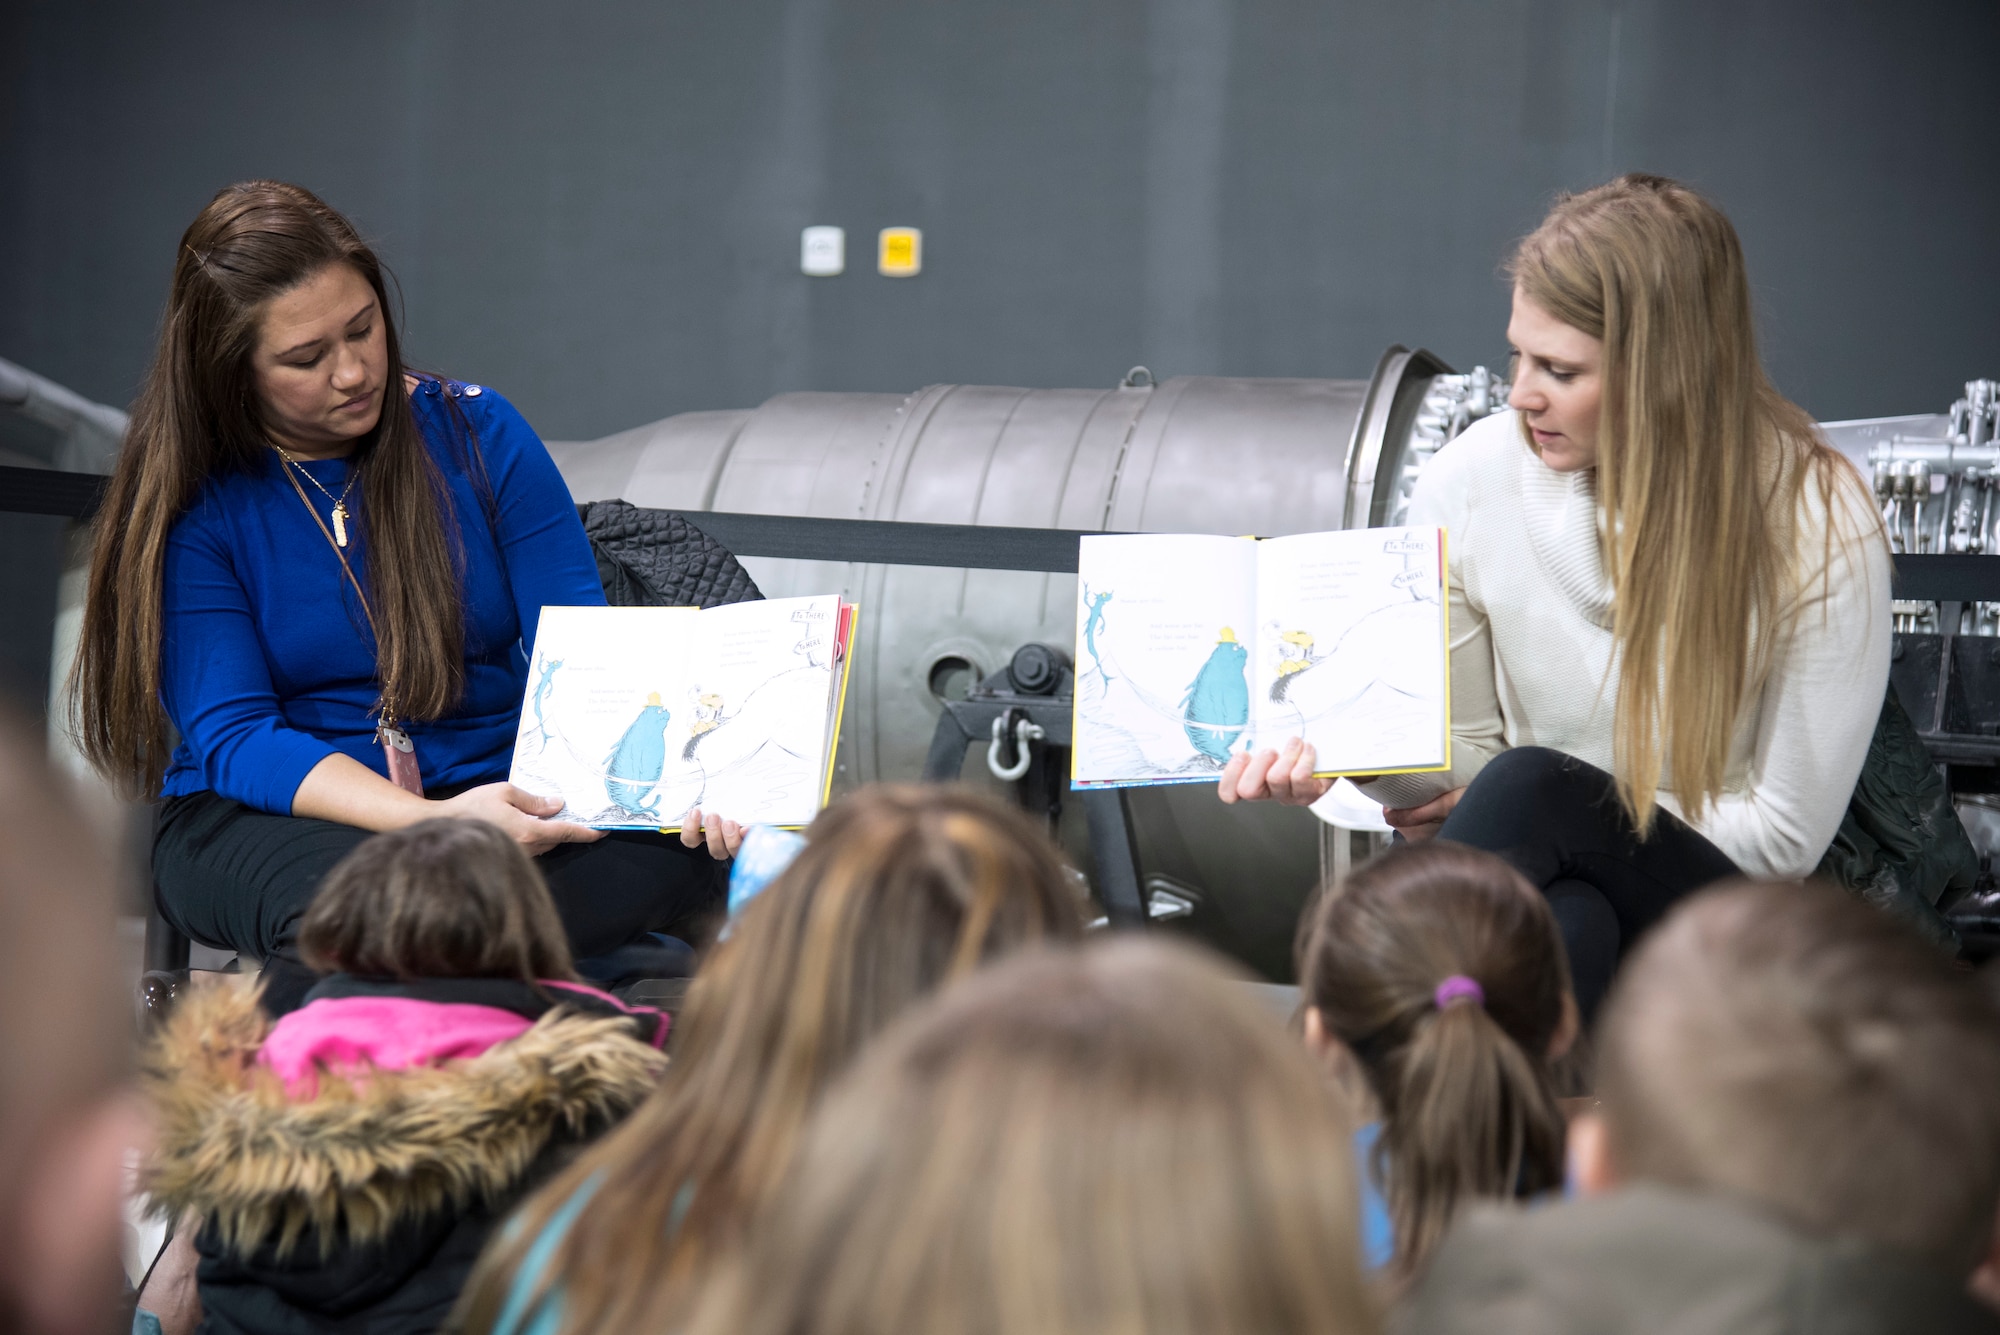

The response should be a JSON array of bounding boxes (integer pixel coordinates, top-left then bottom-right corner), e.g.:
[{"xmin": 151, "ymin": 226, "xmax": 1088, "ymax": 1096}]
[
  {"xmin": 1219, "ymin": 738, "xmax": 1335, "ymax": 807},
  {"xmin": 1382, "ymin": 787, "xmax": 1465, "ymax": 842},
  {"xmin": 680, "ymin": 808, "xmax": 745, "ymax": 860}
]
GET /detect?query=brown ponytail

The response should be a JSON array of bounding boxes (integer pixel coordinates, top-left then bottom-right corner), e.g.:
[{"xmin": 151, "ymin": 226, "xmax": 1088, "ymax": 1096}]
[
  {"xmin": 1298, "ymin": 843, "xmax": 1571, "ymax": 1282},
  {"xmin": 67, "ymin": 180, "xmax": 465, "ymax": 796}
]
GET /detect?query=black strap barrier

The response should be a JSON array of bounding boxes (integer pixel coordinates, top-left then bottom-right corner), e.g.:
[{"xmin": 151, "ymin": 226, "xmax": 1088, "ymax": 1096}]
[
  {"xmin": 667, "ymin": 510, "xmax": 1105, "ymax": 574},
  {"xmin": 1881, "ymin": 554, "xmax": 2000, "ymax": 605},
  {"xmin": 5, "ymin": 462, "xmax": 1999, "ymax": 596},
  {"xmin": 0, "ymin": 464, "xmax": 107, "ymax": 520}
]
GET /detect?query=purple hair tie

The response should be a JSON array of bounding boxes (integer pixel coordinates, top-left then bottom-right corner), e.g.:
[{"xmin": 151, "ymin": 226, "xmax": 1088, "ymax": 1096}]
[{"xmin": 1433, "ymin": 975, "xmax": 1485, "ymax": 1010}]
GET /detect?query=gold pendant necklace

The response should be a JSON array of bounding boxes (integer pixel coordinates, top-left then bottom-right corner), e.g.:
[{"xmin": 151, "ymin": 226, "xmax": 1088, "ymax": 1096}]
[{"xmin": 271, "ymin": 445, "xmax": 358, "ymax": 547}]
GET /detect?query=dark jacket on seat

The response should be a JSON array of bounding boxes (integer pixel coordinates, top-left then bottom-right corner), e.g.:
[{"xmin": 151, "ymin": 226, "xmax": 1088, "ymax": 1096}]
[
  {"xmin": 142, "ymin": 977, "xmax": 667, "ymax": 1335},
  {"xmin": 1396, "ymin": 1184, "xmax": 1999, "ymax": 1335}
]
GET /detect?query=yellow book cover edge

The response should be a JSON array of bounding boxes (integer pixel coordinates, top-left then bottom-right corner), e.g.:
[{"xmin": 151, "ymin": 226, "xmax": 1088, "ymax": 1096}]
[
  {"xmin": 668, "ymin": 599, "xmax": 858, "ymax": 835},
  {"xmin": 819, "ymin": 602, "xmax": 859, "ymax": 809}
]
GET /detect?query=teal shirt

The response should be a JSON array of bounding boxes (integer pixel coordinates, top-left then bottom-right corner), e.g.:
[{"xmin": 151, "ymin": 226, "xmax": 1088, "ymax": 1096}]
[
  {"xmin": 1355, "ymin": 1121, "xmax": 1395, "ymax": 1271},
  {"xmin": 490, "ymin": 1177, "xmax": 600, "ymax": 1335},
  {"xmin": 490, "ymin": 1175, "xmax": 696, "ymax": 1335}
]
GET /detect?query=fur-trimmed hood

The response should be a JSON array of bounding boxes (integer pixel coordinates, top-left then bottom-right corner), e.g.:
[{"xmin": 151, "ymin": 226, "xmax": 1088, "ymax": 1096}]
[{"xmin": 142, "ymin": 979, "xmax": 667, "ymax": 1259}]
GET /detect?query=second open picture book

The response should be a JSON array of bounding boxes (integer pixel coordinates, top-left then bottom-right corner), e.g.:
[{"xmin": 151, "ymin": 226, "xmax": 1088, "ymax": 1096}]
[{"xmin": 1071, "ymin": 527, "xmax": 1450, "ymax": 787}]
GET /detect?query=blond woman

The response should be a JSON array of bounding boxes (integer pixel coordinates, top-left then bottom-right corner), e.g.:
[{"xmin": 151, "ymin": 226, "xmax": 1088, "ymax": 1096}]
[{"xmin": 1225, "ymin": 175, "xmax": 1889, "ymax": 1018}]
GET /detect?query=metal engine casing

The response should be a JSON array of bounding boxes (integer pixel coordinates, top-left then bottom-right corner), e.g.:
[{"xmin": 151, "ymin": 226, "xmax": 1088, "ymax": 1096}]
[{"xmin": 546, "ymin": 350, "xmax": 1503, "ymax": 978}]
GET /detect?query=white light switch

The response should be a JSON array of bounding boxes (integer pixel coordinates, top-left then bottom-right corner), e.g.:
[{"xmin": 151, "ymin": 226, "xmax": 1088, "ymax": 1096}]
[{"xmin": 801, "ymin": 226, "xmax": 845, "ymax": 277}]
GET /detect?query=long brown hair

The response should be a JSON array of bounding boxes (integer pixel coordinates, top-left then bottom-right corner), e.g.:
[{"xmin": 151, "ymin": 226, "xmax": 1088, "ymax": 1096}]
[
  {"xmin": 298, "ymin": 819, "xmax": 577, "ymax": 984},
  {"xmin": 68, "ymin": 179, "xmax": 465, "ymax": 796},
  {"xmin": 685, "ymin": 938, "xmax": 1379, "ymax": 1335},
  {"xmin": 452, "ymin": 784, "xmax": 1085, "ymax": 1335},
  {"xmin": 1297, "ymin": 843, "xmax": 1571, "ymax": 1282},
  {"xmin": 1509, "ymin": 173, "xmax": 1882, "ymax": 832}
]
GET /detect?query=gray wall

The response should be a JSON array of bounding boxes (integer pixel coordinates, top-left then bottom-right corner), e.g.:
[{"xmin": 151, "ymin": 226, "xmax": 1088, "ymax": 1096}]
[{"xmin": 4, "ymin": 0, "xmax": 1997, "ymax": 440}]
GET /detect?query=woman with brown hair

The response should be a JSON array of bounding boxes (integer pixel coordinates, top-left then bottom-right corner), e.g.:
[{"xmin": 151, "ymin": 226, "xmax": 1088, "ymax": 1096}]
[
  {"xmin": 1297, "ymin": 842, "xmax": 1577, "ymax": 1286},
  {"xmin": 68, "ymin": 180, "xmax": 739, "ymax": 1016},
  {"xmin": 452, "ymin": 783, "xmax": 1085, "ymax": 1335},
  {"xmin": 1224, "ymin": 174, "xmax": 1890, "ymax": 1017},
  {"xmin": 683, "ymin": 937, "xmax": 1379, "ymax": 1335}
]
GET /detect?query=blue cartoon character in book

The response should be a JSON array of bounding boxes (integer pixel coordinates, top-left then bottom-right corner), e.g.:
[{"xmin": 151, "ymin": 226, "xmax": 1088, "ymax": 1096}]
[
  {"xmin": 1083, "ymin": 587, "xmax": 1113, "ymax": 684},
  {"xmin": 530, "ymin": 656, "xmax": 562, "ymax": 750},
  {"xmin": 1181, "ymin": 626, "xmax": 1249, "ymax": 763},
  {"xmin": 604, "ymin": 691, "xmax": 673, "ymax": 816}
]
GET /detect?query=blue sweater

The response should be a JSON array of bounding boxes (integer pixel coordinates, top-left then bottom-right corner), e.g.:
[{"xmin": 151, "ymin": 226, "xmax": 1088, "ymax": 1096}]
[{"xmin": 159, "ymin": 379, "xmax": 605, "ymax": 812}]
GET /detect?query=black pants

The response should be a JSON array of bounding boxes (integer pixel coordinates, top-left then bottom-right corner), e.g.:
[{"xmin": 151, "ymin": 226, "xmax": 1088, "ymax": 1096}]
[
  {"xmin": 154, "ymin": 791, "xmax": 727, "ymax": 1016},
  {"xmin": 1435, "ymin": 747, "xmax": 1741, "ymax": 1023}
]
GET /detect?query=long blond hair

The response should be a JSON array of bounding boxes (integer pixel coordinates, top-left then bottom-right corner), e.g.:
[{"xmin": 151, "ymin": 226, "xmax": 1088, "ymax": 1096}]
[
  {"xmin": 685, "ymin": 938, "xmax": 1379, "ymax": 1335},
  {"xmin": 450, "ymin": 784, "xmax": 1083, "ymax": 1335},
  {"xmin": 1509, "ymin": 174, "xmax": 1880, "ymax": 832}
]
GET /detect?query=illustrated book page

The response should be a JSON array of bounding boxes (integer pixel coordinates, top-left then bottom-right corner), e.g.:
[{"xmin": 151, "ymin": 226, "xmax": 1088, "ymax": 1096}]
[
  {"xmin": 1252, "ymin": 526, "xmax": 1449, "ymax": 777},
  {"xmin": 1071, "ymin": 534, "xmax": 1258, "ymax": 787},
  {"xmin": 509, "ymin": 595, "xmax": 852, "ymax": 829},
  {"xmin": 1070, "ymin": 528, "xmax": 1448, "ymax": 787}
]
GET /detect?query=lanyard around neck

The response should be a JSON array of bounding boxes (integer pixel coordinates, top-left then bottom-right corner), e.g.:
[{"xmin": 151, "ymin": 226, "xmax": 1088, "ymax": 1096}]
[{"xmin": 274, "ymin": 457, "xmax": 401, "ymax": 728}]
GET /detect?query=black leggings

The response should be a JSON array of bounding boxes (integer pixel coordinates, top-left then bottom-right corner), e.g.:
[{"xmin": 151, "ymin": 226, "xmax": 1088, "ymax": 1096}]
[
  {"xmin": 154, "ymin": 791, "xmax": 727, "ymax": 1016},
  {"xmin": 1435, "ymin": 747, "xmax": 1741, "ymax": 1023}
]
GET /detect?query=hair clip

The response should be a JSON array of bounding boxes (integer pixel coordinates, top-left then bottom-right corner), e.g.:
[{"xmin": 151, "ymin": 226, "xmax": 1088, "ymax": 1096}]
[{"xmin": 1433, "ymin": 974, "xmax": 1485, "ymax": 1010}]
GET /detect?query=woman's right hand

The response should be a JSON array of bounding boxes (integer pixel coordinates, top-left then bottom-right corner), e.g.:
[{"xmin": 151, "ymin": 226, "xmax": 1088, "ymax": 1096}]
[
  {"xmin": 1218, "ymin": 738, "xmax": 1336, "ymax": 807},
  {"xmin": 433, "ymin": 782, "xmax": 604, "ymax": 855}
]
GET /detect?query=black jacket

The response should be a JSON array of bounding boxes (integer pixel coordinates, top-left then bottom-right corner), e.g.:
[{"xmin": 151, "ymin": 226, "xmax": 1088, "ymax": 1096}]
[
  {"xmin": 577, "ymin": 499, "xmax": 763, "ymax": 609},
  {"xmin": 143, "ymin": 978, "xmax": 667, "ymax": 1335}
]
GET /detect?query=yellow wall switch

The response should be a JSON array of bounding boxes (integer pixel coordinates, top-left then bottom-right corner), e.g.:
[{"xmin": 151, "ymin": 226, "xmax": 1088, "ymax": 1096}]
[{"xmin": 878, "ymin": 227, "xmax": 922, "ymax": 277}]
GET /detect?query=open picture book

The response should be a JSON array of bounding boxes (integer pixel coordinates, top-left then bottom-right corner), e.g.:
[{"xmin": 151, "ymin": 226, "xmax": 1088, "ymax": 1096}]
[
  {"xmin": 509, "ymin": 596, "xmax": 856, "ymax": 829},
  {"xmin": 1071, "ymin": 528, "xmax": 1449, "ymax": 787}
]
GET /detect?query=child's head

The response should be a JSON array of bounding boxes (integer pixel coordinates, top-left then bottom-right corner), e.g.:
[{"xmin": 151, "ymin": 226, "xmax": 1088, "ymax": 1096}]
[
  {"xmin": 687, "ymin": 938, "xmax": 1378, "ymax": 1335},
  {"xmin": 455, "ymin": 784, "xmax": 1084, "ymax": 1335},
  {"xmin": 684, "ymin": 782, "xmax": 1087, "ymax": 1078},
  {"xmin": 298, "ymin": 819, "xmax": 576, "ymax": 983},
  {"xmin": 1296, "ymin": 842, "xmax": 1575, "ymax": 1277},
  {"xmin": 0, "ymin": 720, "xmax": 131, "ymax": 1334},
  {"xmin": 1585, "ymin": 878, "xmax": 2000, "ymax": 1275}
]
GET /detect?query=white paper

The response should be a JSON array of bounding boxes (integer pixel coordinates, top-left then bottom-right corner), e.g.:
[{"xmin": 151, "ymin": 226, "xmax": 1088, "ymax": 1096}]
[{"xmin": 509, "ymin": 596, "xmax": 843, "ymax": 828}]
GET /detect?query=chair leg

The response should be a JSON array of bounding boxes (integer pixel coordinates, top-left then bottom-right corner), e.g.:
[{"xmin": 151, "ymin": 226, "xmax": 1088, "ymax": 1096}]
[
  {"xmin": 141, "ymin": 893, "xmax": 191, "ymax": 1025},
  {"xmin": 144, "ymin": 895, "xmax": 190, "ymax": 974}
]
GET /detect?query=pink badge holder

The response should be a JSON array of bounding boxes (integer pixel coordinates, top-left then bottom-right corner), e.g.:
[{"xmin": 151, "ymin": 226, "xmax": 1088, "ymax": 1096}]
[{"xmin": 380, "ymin": 724, "xmax": 424, "ymax": 796}]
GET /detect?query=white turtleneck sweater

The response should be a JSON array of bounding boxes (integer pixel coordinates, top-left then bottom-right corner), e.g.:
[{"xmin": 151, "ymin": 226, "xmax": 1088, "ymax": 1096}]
[{"xmin": 1344, "ymin": 410, "xmax": 1891, "ymax": 879}]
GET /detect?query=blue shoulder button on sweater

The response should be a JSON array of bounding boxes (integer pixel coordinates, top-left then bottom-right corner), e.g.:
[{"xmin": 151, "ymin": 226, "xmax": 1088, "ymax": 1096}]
[{"xmin": 158, "ymin": 379, "xmax": 606, "ymax": 813}]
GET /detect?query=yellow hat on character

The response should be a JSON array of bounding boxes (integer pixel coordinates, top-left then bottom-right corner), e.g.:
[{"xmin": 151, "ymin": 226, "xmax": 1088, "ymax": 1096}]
[
  {"xmin": 646, "ymin": 691, "xmax": 662, "ymax": 706},
  {"xmin": 1218, "ymin": 627, "xmax": 1237, "ymax": 643},
  {"xmin": 1282, "ymin": 629, "xmax": 1314, "ymax": 646}
]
